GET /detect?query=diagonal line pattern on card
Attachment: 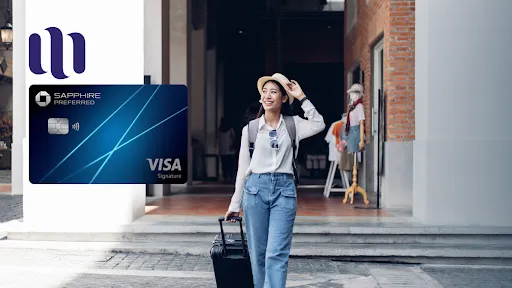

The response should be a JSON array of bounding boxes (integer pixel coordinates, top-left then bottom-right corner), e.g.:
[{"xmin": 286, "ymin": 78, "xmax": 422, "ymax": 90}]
[
  {"xmin": 38, "ymin": 85, "xmax": 146, "ymax": 183},
  {"xmin": 56, "ymin": 106, "xmax": 188, "ymax": 184},
  {"xmin": 88, "ymin": 85, "xmax": 161, "ymax": 184}
]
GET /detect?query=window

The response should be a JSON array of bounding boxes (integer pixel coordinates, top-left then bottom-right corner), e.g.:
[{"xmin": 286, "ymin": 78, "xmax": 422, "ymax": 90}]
[{"xmin": 346, "ymin": 0, "xmax": 357, "ymax": 33}]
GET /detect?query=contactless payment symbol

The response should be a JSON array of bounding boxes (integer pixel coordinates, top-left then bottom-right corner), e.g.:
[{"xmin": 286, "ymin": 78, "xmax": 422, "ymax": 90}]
[
  {"xmin": 36, "ymin": 91, "xmax": 51, "ymax": 107},
  {"xmin": 48, "ymin": 118, "xmax": 69, "ymax": 135}
]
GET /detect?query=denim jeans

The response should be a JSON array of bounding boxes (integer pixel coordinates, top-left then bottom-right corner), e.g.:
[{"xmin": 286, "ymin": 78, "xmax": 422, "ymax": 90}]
[{"xmin": 242, "ymin": 173, "xmax": 297, "ymax": 288}]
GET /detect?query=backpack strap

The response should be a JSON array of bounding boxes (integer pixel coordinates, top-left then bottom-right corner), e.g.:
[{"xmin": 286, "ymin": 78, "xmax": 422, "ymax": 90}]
[
  {"xmin": 247, "ymin": 119, "xmax": 259, "ymax": 158},
  {"xmin": 283, "ymin": 116, "xmax": 299, "ymax": 186},
  {"xmin": 247, "ymin": 116, "xmax": 300, "ymax": 186}
]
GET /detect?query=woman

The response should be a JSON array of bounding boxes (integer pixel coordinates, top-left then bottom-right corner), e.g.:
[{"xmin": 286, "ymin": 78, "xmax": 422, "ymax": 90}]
[
  {"xmin": 218, "ymin": 117, "xmax": 236, "ymax": 182},
  {"xmin": 224, "ymin": 73, "xmax": 325, "ymax": 288}
]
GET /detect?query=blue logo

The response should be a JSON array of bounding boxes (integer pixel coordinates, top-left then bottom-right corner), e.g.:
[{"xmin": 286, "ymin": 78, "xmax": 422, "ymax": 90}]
[{"xmin": 29, "ymin": 27, "xmax": 86, "ymax": 80}]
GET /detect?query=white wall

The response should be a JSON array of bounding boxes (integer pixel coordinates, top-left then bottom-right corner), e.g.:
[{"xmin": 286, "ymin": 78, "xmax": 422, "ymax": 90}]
[
  {"xmin": 16, "ymin": 0, "xmax": 146, "ymax": 229},
  {"xmin": 12, "ymin": 0, "xmax": 26, "ymax": 195},
  {"xmin": 144, "ymin": 0, "xmax": 162, "ymax": 85},
  {"xmin": 381, "ymin": 142, "xmax": 413, "ymax": 210},
  {"xmin": 169, "ymin": 0, "xmax": 188, "ymax": 85},
  {"xmin": 144, "ymin": 0, "xmax": 170, "ymax": 197},
  {"xmin": 414, "ymin": 0, "xmax": 512, "ymax": 226}
]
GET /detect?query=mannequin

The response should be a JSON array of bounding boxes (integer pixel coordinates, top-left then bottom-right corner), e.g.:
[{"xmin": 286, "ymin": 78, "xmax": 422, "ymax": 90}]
[
  {"xmin": 337, "ymin": 114, "xmax": 354, "ymax": 174},
  {"xmin": 323, "ymin": 114, "xmax": 350, "ymax": 197},
  {"xmin": 340, "ymin": 83, "xmax": 369, "ymax": 205}
]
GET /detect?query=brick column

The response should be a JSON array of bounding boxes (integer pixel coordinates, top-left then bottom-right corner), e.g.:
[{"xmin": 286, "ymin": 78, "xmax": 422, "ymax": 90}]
[
  {"xmin": 344, "ymin": 0, "xmax": 415, "ymax": 209},
  {"xmin": 385, "ymin": 0, "xmax": 415, "ymax": 141}
]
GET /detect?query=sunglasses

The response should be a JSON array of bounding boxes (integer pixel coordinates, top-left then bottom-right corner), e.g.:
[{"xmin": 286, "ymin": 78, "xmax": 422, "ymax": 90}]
[{"xmin": 269, "ymin": 130, "xmax": 278, "ymax": 150}]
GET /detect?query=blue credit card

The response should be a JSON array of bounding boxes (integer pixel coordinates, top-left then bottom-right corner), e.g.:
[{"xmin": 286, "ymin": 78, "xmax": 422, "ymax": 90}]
[{"xmin": 29, "ymin": 84, "xmax": 188, "ymax": 184}]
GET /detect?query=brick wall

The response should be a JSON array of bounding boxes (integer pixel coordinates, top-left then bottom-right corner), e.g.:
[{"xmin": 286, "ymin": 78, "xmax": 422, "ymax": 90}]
[{"xmin": 344, "ymin": 0, "xmax": 415, "ymax": 141}]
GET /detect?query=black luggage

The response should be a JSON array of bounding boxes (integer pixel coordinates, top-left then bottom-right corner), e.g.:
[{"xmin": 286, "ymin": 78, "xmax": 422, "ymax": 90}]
[{"xmin": 210, "ymin": 216, "xmax": 254, "ymax": 288}]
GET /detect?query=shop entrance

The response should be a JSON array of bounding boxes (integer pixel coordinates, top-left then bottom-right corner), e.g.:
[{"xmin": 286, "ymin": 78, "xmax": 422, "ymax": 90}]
[
  {"xmin": 212, "ymin": 2, "xmax": 346, "ymax": 185},
  {"xmin": 369, "ymin": 38, "xmax": 384, "ymax": 193},
  {"xmin": 284, "ymin": 62, "xmax": 345, "ymax": 185},
  {"xmin": 146, "ymin": 0, "xmax": 391, "ymax": 218}
]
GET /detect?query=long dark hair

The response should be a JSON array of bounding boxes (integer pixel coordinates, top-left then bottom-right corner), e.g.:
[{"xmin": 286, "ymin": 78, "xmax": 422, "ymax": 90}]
[{"xmin": 257, "ymin": 80, "xmax": 293, "ymax": 118}]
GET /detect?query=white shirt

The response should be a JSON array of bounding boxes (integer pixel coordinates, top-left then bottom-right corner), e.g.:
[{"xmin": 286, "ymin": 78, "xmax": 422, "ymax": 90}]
[
  {"xmin": 325, "ymin": 122, "xmax": 341, "ymax": 162},
  {"xmin": 349, "ymin": 103, "xmax": 365, "ymax": 126},
  {"xmin": 228, "ymin": 100, "xmax": 325, "ymax": 212}
]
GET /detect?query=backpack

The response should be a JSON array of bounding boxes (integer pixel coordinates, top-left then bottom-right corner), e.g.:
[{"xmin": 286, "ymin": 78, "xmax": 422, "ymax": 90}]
[{"xmin": 247, "ymin": 116, "xmax": 299, "ymax": 186}]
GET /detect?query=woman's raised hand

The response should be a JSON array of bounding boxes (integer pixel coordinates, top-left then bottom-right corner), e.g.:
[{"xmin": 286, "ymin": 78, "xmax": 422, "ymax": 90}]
[{"xmin": 285, "ymin": 80, "xmax": 305, "ymax": 100}]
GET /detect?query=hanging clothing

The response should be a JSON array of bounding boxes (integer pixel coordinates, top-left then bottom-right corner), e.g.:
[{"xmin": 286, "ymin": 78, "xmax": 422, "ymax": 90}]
[
  {"xmin": 339, "ymin": 121, "xmax": 355, "ymax": 170},
  {"xmin": 332, "ymin": 121, "xmax": 343, "ymax": 145},
  {"xmin": 325, "ymin": 121, "xmax": 341, "ymax": 162},
  {"xmin": 332, "ymin": 115, "xmax": 347, "ymax": 149}
]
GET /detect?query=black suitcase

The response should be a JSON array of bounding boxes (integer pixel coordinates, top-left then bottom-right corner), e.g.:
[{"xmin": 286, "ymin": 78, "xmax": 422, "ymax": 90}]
[{"xmin": 210, "ymin": 216, "xmax": 254, "ymax": 288}]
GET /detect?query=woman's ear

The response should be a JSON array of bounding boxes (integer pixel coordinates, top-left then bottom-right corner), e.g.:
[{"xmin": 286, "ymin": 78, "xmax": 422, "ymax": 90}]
[{"xmin": 282, "ymin": 95, "xmax": 288, "ymax": 103}]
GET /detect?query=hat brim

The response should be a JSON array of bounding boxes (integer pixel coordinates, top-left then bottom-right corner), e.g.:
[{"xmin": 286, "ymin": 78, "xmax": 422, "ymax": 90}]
[
  {"xmin": 257, "ymin": 76, "xmax": 294, "ymax": 104},
  {"xmin": 347, "ymin": 88, "xmax": 363, "ymax": 94}
]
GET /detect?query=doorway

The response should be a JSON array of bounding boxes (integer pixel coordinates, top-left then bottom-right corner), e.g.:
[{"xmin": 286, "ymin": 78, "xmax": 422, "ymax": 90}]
[
  {"xmin": 370, "ymin": 38, "xmax": 384, "ymax": 192},
  {"xmin": 284, "ymin": 62, "xmax": 345, "ymax": 183}
]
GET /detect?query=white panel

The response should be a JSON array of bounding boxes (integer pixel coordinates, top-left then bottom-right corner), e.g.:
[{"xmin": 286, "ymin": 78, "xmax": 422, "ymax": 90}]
[
  {"xmin": 144, "ymin": 0, "xmax": 162, "ymax": 85},
  {"xmin": 413, "ymin": 0, "xmax": 512, "ymax": 226},
  {"xmin": 19, "ymin": 0, "xmax": 145, "ymax": 229}
]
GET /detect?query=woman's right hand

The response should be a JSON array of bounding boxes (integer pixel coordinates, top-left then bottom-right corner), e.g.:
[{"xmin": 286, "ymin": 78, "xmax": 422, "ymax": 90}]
[{"xmin": 224, "ymin": 211, "xmax": 240, "ymax": 222}]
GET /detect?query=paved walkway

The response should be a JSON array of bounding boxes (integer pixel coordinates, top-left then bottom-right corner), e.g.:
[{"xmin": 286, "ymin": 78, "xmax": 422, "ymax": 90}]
[
  {"xmin": 0, "ymin": 248, "xmax": 511, "ymax": 287},
  {"xmin": 0, "ymin": 194, "xmax": 21, "ymax": 224},
  {"xmin": 2, "ymin": 194, "xmax": 512, "ymax": 286}
]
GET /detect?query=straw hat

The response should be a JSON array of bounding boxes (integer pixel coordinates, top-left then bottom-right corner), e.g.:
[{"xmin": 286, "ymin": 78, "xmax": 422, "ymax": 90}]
[
  {"xmin": 257, "ymin": 73, "xmax": 294, "ymax": 104},
  {"xmin": 347, "ymin": 83, "xmax": 364, "ymax": 95}
]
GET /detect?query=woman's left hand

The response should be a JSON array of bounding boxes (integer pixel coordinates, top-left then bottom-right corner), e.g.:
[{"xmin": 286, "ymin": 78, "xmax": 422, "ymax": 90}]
[{"xmin": 285, "ymin": 80, "xmax": 305, "ymax": 100}]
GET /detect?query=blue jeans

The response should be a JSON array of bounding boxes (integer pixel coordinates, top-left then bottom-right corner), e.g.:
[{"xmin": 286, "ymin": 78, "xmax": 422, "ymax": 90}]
[{"xmin": 242, "ymin": 173, "xmax": 297, "ymax": 288}]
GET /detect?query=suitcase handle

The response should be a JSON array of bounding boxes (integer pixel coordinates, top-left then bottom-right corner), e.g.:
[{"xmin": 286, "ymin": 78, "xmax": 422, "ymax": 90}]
[{"xmin": 218, "ymin": 216, "xmax": 248, "ymax": 257}]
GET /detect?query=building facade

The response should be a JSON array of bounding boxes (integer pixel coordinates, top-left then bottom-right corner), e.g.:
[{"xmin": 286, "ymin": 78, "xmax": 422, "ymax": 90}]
[
  {"xmin": 345, "ymin": 0, "xmax": 512, "ymax": 226},
  {"xmin": 11, "ymin": 0, "xmax": 512, "ymax": 229},
  {"xmin": 344, "ymin": 0, "xmax": 415, "ymax": 209}
]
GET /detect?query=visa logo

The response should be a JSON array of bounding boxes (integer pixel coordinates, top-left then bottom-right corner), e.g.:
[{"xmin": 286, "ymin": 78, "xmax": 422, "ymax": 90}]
[{"xmin": 147, "ymin": 158, "xmax": 182, "ymax": 171}]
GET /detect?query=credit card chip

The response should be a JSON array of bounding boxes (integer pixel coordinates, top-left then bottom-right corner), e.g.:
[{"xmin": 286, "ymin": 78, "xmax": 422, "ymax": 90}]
[{"xmin": 48, "ymin": 118, "xmax": 69, "ymax": 135}]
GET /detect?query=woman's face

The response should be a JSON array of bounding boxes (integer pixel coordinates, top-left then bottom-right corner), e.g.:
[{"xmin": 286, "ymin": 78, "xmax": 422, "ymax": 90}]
[{"xmin": 261, "ymin": 81, "xmax": 287, "ymax": 112}]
